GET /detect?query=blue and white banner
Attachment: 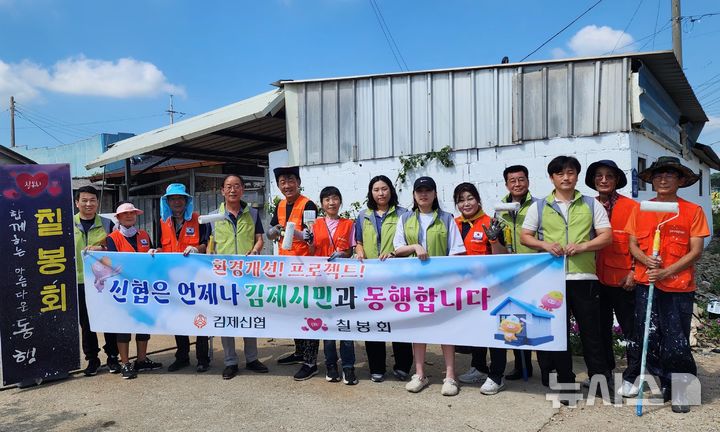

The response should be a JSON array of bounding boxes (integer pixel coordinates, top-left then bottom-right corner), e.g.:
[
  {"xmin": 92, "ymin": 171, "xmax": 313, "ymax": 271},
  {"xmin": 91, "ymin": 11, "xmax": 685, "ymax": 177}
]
[{"xmin": 83, "ymin": 252, "xmax": 567, "ymax": 350}]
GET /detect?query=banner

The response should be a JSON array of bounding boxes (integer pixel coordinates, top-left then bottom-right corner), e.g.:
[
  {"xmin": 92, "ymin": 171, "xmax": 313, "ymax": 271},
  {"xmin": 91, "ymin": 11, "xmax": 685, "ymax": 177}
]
[
  {"xmin": 1, "ymin": 164, "xmax": 79, "ymax": 386},
  {"xmin": 84, "ymin": 251, "xmax": 567, "ymax": 350}
]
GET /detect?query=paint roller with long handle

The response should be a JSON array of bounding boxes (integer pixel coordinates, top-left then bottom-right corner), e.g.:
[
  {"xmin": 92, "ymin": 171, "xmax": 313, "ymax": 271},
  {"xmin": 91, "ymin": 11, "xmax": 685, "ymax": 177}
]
[
  {"xmin": 198, "ymin": 213, "xmax": 226, "ymax": 225},
  {"xmin": 636, "ymin": 200, "xmax": 679, "ymax": 416}
]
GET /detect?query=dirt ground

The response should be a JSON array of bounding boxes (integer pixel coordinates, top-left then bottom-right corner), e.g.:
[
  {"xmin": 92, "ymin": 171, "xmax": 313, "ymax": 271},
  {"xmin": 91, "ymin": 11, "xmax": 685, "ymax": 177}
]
[{"xmin": 1, "ymin": 336, "xmax": 719, "ymax": 432}]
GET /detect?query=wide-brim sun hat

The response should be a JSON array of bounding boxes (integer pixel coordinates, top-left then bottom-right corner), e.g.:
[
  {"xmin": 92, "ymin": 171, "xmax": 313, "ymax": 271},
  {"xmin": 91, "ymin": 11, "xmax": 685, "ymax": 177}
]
[
  {"xmin": 161, "ymin": 183, "xmax": 193, "ymax": 220},
  {"xmin": 114, "ymin": 202, "xmax": 144, "ymax": 216},
  {"xmin": 273, "ymin": 166, "xmax": 300, "ymax": 182},
  {"xmin": 585, "ymin": 160, "xmax": 628, "ymax": 190},
  {"xmin": 638, "ymin": 156, "xmax": 700, "ymax": 188}
]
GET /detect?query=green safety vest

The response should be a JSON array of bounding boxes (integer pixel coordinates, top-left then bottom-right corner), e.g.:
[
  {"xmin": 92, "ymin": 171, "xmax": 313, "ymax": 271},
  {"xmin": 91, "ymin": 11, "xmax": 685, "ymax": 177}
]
[
  {"xmin": 74, "ymin": 213, "xmax": 113, "ymax": 283},
  {"xmin": 401, "ymin": 209, "xmax": 454, "ymax": 257},
  {"xmin": 360, "ymin": 206, "xmax": 406, "ymax": 259},
  {"xmin": 497, "ymin": 191, "xmax": 537, "ymax": 254},
  {"xmin": 213, "ymin": 202, "xmax": 257, "ymax": 255},
  {"xmin": 536, "ymin": 190, "xmax": 597, "ymax": 274}
]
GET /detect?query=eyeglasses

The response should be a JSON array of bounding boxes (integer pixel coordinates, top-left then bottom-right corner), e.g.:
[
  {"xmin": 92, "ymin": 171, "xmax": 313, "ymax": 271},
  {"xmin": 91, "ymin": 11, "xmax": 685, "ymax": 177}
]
[
  {"xmin": 507, "ymin": 178, "xmax": 528, "ymax": 185},
  {"xmin": 224, "ymin": 184, "xmax": 243, "ymax": 191},
  {"xmin": 652, "ymin": 173, "xmax": 679, "ymax": 181},
  {"xmin": 594, "ymin": 174, "xmax": 616, "ymax": 181}
]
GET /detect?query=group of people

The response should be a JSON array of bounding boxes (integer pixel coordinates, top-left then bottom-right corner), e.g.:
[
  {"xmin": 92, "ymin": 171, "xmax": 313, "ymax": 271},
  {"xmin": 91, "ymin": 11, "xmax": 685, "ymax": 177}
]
[{"xmin": 73, "ymin": 154, "xmax": 709, "ymax": 413}]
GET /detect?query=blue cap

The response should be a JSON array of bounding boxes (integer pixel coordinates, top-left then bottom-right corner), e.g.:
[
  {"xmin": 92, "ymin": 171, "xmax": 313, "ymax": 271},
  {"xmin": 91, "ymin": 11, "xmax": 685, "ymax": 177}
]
[{"xmin": 161, "ymin": 183, "xmax": 193, "ymax": 221}]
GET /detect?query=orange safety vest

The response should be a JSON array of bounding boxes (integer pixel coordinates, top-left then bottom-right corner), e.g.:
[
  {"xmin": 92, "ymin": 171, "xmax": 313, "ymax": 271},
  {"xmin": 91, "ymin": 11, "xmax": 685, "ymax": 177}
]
[
  {"xmin": 108, "ymin": 229, "xmax": 151, "ymax": 253},
  {"xmin": 596, "ymin": 195, "xmax": 638, "ymax": 287},
  {"xmin": 277, "ymin": 195, "xmax": 311, "ymax": 256},
  {"xmin": 633, "ymin": 198, "xmax": 700, "ymax": 293},
  {"xmin": 160, "ymin": 213, "xmax": 201, "ymax": 253},
  {"xmin": 313, "ymin": 217, "xmax": 354, "ymax": 257},
  {"xmin": 455, "ymin": 214, "xmax": 492, "ymax": 256}
]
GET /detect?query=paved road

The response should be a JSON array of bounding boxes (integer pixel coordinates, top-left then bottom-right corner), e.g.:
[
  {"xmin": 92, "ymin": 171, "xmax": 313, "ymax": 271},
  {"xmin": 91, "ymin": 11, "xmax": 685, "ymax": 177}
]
[{"xmin": 1, "ymin": 337, "xmax": 719, "ymax": 432}]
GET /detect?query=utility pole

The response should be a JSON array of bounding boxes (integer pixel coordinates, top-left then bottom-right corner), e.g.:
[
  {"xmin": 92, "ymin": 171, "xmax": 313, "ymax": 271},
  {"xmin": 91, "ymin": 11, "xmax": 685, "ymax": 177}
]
[
  {"xmin": 672, "ymin": 0, "xmax": 682, "ymax": 68},
  {"xmin": 166, "ymin": 94, "xmax": 184, "ymax": 125},
  {"xmin": 9, "ymin": 96, "xmax": 16, "ymax": 147}
]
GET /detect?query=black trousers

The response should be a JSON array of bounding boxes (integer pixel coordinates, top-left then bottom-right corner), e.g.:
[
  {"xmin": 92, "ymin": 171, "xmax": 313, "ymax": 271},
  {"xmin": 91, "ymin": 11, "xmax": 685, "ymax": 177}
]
[
  {"xmin": 623, "ymin": 285, "xmax": 696, "ymax": 389},
  {"xmin": 175, "ymin": 335, "xmax": 210, "ymax": 365},
  {"xmin": 537, "ymin": 280, "xmax": 612, "ymax": 384},
  {"xmin": 78, "ymin": 283, "xmax": 119, "ymax": 361},
  {"xmin": 470, "ymin": 347, "xmax": 508, "ymax": 384},
  {"xmin": 364, "ymin": 341, "xmax": 413, "ymax": 375},
  {"xmin": 598, "ymin": 283, "xmax": 636, "ymax": 371},
  {"xmin": 511, "ymin": 349, "xmax": 533, "ymax": 374}
]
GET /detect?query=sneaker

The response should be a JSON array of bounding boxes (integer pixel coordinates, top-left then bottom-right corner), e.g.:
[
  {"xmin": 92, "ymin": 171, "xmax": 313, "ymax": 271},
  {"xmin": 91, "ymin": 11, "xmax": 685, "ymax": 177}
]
[
  {"xmin": 458, "ymin": 367, "xmax": 487, "ymax": 384},
  {"xmin": 480, "ymin": 377, "xmax": 506, "ymax": 395},
  {"xmin": 441, "ymin": 378, "xmax": 460, "ymax": 396},
  {"xmin": 392, "ymin": 369, "xmax": 409, "ymax": 381},
  {"xmin": 121, "ymin": 362, "xmax": 137, "ymax": 379},
  {"xmin": 617, "ymin": 380, "xmax": 639, "ymax": 398},
  {"xmin": 245, "ymin": 359, "xmax": 269, "ymax": 373},
  {"xmin": 342, "ymin": 367, "xmax": 358, "ymax": 385},
  {"xmin": 83, "ymin": 358, "xmax": 101, "ymax": 377},
  {"xmin": 326, "ymin": 363, "xmax": 340, "ymax": 382},
  {"xmin": 222, "ymin": 365, "xmax": 239, "ymax": 380},
  {"xmin": 277, "ymin": 352, "xmax": 304, "ymax": 365},
  {"xmin": 167, "ymin": 359, "xmax": 190, "ymax": 372},
  {"xmin": 196, "ymin": 363, "xmax": 210, "ymax": 373},
  {"xmin": 134, "ymin": 357, "xmax": 163, "ymax": 372},
  {"xmin": 405, "ymin": 374, "xmax": 429, "ymax": 393},
  {"xmin": 107, "ymin": 356, "xmax": 122, "ymax": 374},
  {"xmin": 370, "ymin": 373, "xmax": 385, "ymax": 383},
  {"xmin": 293, "ymin": 364, "xmax": 318, "ymax": 381}
]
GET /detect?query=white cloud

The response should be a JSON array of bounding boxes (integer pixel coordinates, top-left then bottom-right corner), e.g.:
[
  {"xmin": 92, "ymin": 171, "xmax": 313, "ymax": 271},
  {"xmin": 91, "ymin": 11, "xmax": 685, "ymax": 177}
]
[
  {"xmin": 551, "ymin": 48, "xmax": 568, "ymax": 59},
  {"xmin": 0, "ymin": 55, "xmax": 184, "ymax": 103},
  {"xmin": 552, "ymin": 25, "xmax": 636, "ymax": 58},
  {"xmin": 704, "ymin": 115, "xmax": 720, "ymax": 132}
]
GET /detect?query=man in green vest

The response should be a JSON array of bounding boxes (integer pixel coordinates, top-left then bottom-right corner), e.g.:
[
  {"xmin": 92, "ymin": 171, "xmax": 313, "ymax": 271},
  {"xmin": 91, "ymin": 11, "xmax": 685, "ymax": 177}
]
[
  {"xmin": 520, "ymin": 156, "xmax": 613, "ymax": 404},
  {"xmin": 497, "ymin": 165, "xmax": 536, "ymax": 381},
  {"xmin": 73, "ymin": 185, "xmax": 119, "ymax": 376},
  {"xmin": 212, "ymin": 174, "xmax": 269, "ymax": 380}
]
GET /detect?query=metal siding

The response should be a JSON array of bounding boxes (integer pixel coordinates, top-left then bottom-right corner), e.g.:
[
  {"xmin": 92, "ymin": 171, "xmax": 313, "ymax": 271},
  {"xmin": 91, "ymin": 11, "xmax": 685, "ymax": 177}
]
[
  {"xmin": 411, "ymin": 75, "xmax": 430, "ymax": 154},
  {"xmin": 547, "ymin": 65, "xmax": 569, "ymax": 138},
  {"xmin": 321, "ymin": 82, "xmax": 339, "ymax": 164},
  {"xmin": 391, "ymin": 76, "xmax": 412, "ymax": 156},
  {"xmin": 498, "ymin": 68, "xmax": 514, "ymax": 145},
  {"xmin": 356, "ymin": 79, "xmax": 375, "ymax": 160},
  {"xmin": 522, "ymin": 67, "xmax": 545, "ymax": 140},
  {"xmin": 373, "ymin": 77, "xmax": 393, "ymax": 158},
  {"xmin": 572, "ymin": 62, "xmax": 596, "ymax": 136},
  {"xmin": 338, "ymin": 81, "xmax": 356, "ymax": 161},
  {"xmin": 453, "ymin": 71, "xmax": 474, "ymax": 150},
  {"xmin": 431, "ymin": 73, "xmax": 452, "ymax": 150},
  {"xmin": 474, "ymin": 69, "xmax": 496, "ymax": 147},
  {"xmin": 305, "ymin": 83, "xmax": 323, "ymax": 165}
]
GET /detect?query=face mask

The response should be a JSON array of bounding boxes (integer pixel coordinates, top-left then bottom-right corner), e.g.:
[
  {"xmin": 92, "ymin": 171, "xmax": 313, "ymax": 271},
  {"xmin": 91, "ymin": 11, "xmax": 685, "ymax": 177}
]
[{"xmin": 118, "ymin": 224, "xmax": 138, "ymax": 238}]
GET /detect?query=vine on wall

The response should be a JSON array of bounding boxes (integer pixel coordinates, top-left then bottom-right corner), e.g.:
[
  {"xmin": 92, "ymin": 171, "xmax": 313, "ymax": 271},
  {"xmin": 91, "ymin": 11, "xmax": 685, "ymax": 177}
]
[{"xmin": 395, "ymin": 145, "xmax": 454, "ymax": 186}]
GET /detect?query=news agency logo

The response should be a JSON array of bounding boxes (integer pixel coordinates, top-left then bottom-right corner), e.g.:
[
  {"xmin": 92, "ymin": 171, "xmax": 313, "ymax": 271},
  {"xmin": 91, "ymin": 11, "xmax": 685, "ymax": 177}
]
[{"xmin": 545, "ymin": 373, "xmax": 701, "ymax": 408}]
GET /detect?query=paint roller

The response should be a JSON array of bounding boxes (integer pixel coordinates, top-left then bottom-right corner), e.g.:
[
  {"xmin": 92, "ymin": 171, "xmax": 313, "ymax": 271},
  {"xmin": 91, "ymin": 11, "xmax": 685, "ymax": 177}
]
[
  {"xmin": 636, "ymin": 200, "xmax": 680, "ymax": 416},
  {"xmin": 493, "ymin": 202, "xmax": 521, "ymax": 213},
  {"xmin": 198, "ymin": 213, "xmax": 226, "ymax": 224}
]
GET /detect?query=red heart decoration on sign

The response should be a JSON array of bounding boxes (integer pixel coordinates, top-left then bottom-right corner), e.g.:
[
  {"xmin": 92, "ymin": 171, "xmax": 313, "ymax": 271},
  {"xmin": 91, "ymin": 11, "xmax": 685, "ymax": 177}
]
[
  {"xmin": 47, "ymin": 181, "xmax": 62, "ymax": 197},
  {"xmin": 16, "ymin": 172, "xmax": 49, "ymax": 196},
  {"xmin": 306, "ymin": 318, "xmax": 323, "ymax": 331}
]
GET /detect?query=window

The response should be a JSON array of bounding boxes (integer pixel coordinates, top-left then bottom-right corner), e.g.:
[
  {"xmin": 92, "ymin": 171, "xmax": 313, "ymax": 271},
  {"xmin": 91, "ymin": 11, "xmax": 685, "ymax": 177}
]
[{"xmin": 638, "ymin": 157, "xmax": 647, "ymax": 191}]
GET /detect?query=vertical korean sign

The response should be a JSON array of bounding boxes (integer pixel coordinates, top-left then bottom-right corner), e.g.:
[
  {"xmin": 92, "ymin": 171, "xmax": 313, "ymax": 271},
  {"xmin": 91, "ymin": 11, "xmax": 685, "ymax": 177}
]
[{"xmin": 1, "ymin": 164, "xmax": 79, "ymax": 386}]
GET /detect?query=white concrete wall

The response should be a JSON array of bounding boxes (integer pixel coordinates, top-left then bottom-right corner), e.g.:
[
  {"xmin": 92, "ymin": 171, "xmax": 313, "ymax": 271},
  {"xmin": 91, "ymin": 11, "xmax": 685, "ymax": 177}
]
[{"xmin": 270, "ymin": 133, "xmax": 635, "ymax": 218}]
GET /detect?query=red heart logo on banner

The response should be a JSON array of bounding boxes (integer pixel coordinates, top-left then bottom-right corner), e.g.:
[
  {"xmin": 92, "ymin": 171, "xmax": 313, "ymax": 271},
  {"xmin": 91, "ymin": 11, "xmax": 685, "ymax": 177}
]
[
  {"xmin": 16, "ymin": 172, "xmax": 49, "ymax": 196},
  {"xmin": 48, "ymin": 181, "xmax": 63, "ymax": 197},
  {"xmin": 306, "ymin": 318, "xmax": 323, "ymax": 331}
]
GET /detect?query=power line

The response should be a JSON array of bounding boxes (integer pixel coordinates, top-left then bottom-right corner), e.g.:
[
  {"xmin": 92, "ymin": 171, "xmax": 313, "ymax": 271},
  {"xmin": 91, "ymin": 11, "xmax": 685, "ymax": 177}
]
[
  {"xmin": 611, "ymin": 0, "xmax": 645, "ymax": 54},
  {"xmin": 367, "ymin": 0, "xmax": 408, "ymax": 71},
  {"xmin": 15, "ymin": 110, "xmax": 65, "ymax": 145},
  {"xmin": 520, "ymin": 0, "xmax": 604, "ymax": 62},
  {"xmin": 652, "ymin": 0, "xmax": 661, "ymax": 49}
]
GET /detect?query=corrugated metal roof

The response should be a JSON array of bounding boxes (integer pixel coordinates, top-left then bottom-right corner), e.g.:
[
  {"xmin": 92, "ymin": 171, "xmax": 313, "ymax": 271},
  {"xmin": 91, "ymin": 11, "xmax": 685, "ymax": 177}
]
[
  {"xmin": 0, "ymin": 145, "xmax": 36, "ymax": 164},
  {"xmin": 281, "ymin": 50, "xmax": 706, "ymax": 124},
  {"xmin": 85, "ymin": 89, "xmax": 286, "ymax": 169}
]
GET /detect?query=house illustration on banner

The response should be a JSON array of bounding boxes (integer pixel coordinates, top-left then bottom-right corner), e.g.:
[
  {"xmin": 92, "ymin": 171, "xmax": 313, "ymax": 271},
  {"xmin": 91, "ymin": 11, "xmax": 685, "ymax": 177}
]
[{"xmin": 490, "ymin": 297, "xmax": 555, "ymax": 347}]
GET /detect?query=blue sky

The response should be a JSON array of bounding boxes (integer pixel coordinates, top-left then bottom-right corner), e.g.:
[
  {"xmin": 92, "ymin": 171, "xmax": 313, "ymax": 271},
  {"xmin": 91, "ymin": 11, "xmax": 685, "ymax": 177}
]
[{"xmin": 1, "ymin": 0, "xmax": 719, "ymax": 150}]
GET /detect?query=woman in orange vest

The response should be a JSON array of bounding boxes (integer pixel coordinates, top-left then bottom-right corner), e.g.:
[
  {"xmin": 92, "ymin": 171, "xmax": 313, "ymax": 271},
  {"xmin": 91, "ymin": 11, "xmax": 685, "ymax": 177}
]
[
  {"xmin": 106, "ymin": 201, "xmax": 163, "ymax": 380},
  {"xmin": 453, "ymin": 182, "xmax": 510, "ymax": 395},
  {"xmin": 585, "ymin": 160, "xmax": 639, "ymax": 384},
  {"xmin": 304, "ymin": 186, "xmax": 358, "ymax": 384}
]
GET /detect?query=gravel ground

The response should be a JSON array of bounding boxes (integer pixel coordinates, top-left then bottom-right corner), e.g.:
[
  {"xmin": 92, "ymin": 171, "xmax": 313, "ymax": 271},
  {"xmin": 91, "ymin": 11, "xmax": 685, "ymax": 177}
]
[{"xmin": 1, "ymin": 336, "xmax": 719, "ymax": 432}]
